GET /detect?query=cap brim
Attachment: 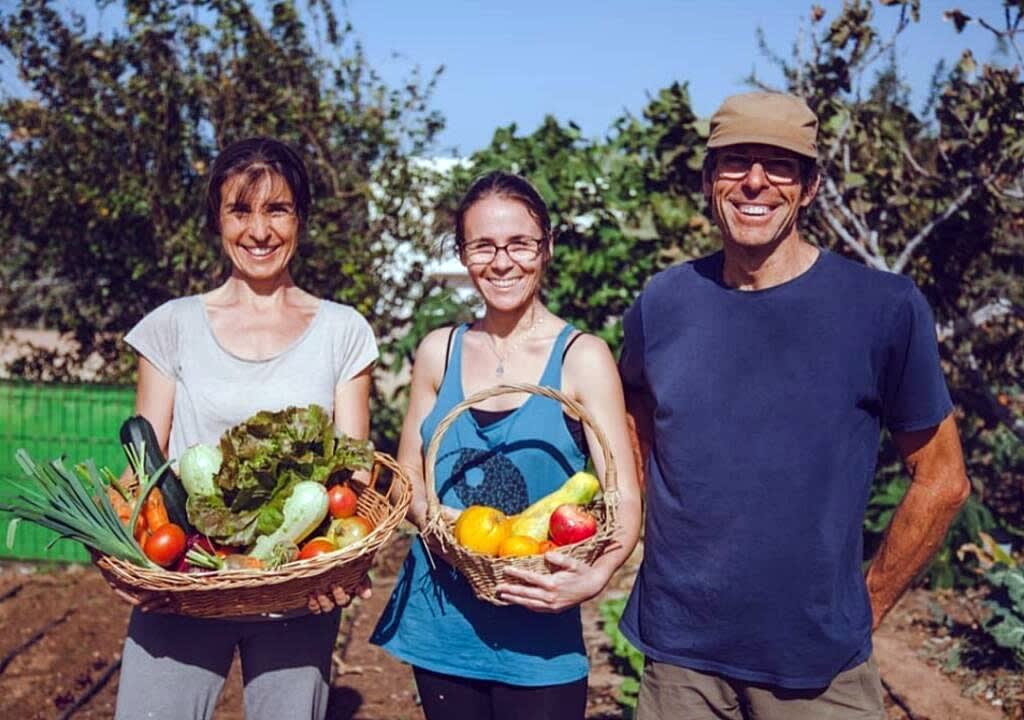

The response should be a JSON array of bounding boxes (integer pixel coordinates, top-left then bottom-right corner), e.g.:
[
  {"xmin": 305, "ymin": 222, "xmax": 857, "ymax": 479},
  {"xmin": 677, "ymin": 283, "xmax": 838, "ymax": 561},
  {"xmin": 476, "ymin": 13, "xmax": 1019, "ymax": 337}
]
[{"xmin": 707, "ymin": 133, "xmax": 818, "ymax": 160}]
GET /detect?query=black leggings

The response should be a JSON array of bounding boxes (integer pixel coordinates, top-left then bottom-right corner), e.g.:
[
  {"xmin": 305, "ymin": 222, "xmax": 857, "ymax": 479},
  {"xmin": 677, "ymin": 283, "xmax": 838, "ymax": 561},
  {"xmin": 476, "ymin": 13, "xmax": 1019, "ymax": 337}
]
[{"xmin": 413, "ymin": 666, "xmax": 588, "ymax": 720}]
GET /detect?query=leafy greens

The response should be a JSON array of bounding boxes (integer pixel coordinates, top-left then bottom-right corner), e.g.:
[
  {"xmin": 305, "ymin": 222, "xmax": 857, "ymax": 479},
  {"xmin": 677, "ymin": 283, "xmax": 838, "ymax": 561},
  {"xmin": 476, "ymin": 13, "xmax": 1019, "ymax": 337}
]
[{"xmin": 185, "ymin": 405, "xmax": 373, "ymax": 545}]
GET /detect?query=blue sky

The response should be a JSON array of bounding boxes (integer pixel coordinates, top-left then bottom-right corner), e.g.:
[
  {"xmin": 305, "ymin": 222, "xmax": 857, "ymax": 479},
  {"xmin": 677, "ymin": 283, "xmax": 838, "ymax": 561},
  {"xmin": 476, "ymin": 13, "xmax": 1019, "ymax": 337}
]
[
  {"xmin": 0, "ymin": 1, "xmax": 1009, "ymax": 155},
  {"xmin": 345, "ymin": 0, "xmax": 1004, "ymax": 154}
]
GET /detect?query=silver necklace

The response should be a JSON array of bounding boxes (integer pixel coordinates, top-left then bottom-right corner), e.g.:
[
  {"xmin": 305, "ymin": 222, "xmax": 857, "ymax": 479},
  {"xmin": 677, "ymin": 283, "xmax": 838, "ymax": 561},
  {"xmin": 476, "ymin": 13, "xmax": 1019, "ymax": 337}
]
[{"xmin": 482, "ymin": 314, "xmax": 544, "ymax": 377}]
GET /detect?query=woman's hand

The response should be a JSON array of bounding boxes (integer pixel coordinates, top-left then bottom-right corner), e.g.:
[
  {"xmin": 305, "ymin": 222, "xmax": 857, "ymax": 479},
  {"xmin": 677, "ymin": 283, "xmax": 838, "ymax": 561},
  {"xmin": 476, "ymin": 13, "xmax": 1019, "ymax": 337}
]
[
  {"xmin": 112, "ymin": 587, "xmax": 172, "ymax": 613},
  {"xmin": 307, "ymin": 578, "xmax": 372, "ymax": 614},
  {"xmin": 91, "ymin": 549, "xmax": 172, "ymax": 612},
  {"xmin": 494, "ymin": 550, "xmax": 613, "ymax": 613}
]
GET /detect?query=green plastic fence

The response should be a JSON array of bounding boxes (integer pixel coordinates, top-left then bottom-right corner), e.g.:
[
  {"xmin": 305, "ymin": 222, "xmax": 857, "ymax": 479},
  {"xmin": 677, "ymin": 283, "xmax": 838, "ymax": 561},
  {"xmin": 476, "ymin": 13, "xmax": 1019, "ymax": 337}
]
[{"xmin": 0, "ymin": 381, "xmax": 135, "ymax": 562}]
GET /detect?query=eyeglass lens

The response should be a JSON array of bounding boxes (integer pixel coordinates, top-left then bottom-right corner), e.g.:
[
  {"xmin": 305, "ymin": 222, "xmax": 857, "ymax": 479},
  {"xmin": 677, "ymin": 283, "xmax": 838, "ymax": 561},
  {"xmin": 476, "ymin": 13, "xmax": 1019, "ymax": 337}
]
[{"xmin": 717, "ymin": 154, "xmax": 801, "ymax": 183}]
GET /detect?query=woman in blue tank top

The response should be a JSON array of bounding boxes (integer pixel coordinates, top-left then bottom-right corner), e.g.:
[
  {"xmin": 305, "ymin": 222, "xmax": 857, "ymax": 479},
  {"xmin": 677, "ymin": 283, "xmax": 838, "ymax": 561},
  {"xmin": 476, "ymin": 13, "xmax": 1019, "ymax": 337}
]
[{"xmin": 371, "ymin": 172, "xmax": 641, "ymax": 719}]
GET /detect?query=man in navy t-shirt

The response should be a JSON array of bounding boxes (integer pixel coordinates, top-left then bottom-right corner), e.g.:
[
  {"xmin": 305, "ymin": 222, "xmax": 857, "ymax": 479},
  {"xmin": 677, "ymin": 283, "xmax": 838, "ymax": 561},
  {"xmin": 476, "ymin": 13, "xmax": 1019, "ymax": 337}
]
[{"xmin": 619, "ymin": 92, "xmax": 971, "ymax": 719}]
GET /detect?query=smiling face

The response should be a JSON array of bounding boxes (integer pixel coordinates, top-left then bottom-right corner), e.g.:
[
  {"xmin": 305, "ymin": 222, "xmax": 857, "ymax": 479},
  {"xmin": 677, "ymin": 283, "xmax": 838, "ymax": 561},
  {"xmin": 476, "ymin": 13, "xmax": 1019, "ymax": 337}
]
[
  {"xmin": 704, "ymin": 143, "xmax": 818, "ymax": 253},
  {"xmin": 460, "ymin": 194, "xmax": 549, "ymax": 314},
  {"xmin": 218, "ymin": 170, "xmax": 299, "ymax": 283}
]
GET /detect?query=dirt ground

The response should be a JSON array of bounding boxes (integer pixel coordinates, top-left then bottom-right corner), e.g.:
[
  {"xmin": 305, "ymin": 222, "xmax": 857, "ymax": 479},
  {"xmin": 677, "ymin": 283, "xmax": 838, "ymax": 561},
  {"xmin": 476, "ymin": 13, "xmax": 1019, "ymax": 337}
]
[{"xmin": 0, "ymin": 533, "xmax": 1017, "ymax": 719}]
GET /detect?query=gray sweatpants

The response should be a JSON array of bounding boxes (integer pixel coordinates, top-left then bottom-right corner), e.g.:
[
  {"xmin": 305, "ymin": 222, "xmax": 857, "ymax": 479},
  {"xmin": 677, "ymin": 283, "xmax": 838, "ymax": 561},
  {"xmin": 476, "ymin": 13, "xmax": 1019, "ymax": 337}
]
[{"xmin": 114, "ymin": 607, "xmax": 342, "ymax": 720}]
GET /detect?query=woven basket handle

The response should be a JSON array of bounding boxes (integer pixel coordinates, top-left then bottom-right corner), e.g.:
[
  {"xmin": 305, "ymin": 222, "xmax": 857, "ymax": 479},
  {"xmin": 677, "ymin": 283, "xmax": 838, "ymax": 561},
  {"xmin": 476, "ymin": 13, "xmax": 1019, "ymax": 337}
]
[
  {"xmin": 366, "ymin": 451, "xmax": 406, "ymax": 506},
  {"xmin": 422, "ymin": 382, "xmax": 618, "ymax": 528}
]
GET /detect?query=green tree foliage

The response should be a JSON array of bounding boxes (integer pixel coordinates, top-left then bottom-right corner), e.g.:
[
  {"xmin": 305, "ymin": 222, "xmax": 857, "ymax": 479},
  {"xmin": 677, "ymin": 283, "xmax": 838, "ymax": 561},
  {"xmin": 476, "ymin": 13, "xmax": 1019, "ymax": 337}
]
[{"xmin": 0, "ymin": 1, "xmax": 443, "ymax": 405}]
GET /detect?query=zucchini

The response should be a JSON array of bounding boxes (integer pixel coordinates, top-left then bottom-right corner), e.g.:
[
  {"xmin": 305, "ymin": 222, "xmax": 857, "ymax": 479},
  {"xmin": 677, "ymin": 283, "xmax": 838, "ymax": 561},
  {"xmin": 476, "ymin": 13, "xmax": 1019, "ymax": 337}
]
[{"xmin": 120, "ymin": 416, "xmax": 194, "ymax": 533}]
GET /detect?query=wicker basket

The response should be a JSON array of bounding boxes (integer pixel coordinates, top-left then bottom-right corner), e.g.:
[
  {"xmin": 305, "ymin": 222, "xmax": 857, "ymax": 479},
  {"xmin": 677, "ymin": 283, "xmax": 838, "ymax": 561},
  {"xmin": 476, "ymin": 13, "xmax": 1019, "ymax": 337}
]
[
  {"xmin": 97, "ymin": 451, "xmax": 411, "ymax": 619},
  {"xmin": 421, "ymin": 382, "xmax": 619, "ymax": 606}
]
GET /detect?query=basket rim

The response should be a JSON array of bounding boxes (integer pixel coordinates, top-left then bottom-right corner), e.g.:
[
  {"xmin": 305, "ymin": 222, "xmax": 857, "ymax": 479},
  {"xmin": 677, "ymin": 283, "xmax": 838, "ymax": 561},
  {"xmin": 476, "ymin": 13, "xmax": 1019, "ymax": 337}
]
[
  {"xmin": 421, "ymin": 382, "xmax": 619, "ymax": 545},
  {"xmin": 98, "ymin": 450, "xmax": 411, "ymax": 592}
]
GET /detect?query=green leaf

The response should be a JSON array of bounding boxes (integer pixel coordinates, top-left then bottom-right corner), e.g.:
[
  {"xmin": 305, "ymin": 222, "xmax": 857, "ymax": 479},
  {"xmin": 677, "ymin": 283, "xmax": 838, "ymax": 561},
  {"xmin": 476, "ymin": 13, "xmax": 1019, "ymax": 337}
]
[
  {"xmin": 843, "ymin": 172, "xmax": 867, "ymax": 189},
  {"xmin": 5, "ymin": 518, "xmax": 20, "ymax": 550}
]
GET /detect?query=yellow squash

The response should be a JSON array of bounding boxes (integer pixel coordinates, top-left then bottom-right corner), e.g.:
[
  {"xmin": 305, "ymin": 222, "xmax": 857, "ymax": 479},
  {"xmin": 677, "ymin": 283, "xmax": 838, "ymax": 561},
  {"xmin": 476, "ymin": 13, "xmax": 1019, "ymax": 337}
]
[{"xmin": 506, "ymin": 471, "xmax": 600, "ymax": 541}]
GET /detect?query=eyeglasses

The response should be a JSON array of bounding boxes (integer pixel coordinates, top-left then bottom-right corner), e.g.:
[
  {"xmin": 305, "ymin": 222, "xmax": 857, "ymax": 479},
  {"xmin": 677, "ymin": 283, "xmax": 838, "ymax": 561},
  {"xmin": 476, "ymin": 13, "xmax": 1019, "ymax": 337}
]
[
  {"xmin": 715, "ymin": 153, "xmax": 803, "ymax": 185},
  {"xmin": 461, "ymin": 238, "xmax": 544, "ymax": 264}
]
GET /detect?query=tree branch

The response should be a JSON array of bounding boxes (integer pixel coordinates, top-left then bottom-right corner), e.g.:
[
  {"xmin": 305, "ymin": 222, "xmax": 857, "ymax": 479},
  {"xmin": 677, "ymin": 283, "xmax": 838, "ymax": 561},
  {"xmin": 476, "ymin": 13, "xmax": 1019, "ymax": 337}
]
[
  {"xmin": 892, "ymin": 185, "xmax": 975, "ymax": 273},
  {"xmin": 977, "ymin": 16, "xmax": 1024, "ymax": 66},
  {"xmin": 868, "ymin": 209, "xmax": 887, "ymax": 257},
  {"xmin": 983, "ymin": 174, "xmax": 1024, "ymax": 201},
  {"xmin": 900, "ymin": 142, "xmax": 936, "ymax": 179},
  {"xmin": 823, "ymin": 175, "xmax": 871, "ymax": 240},
  {"xmin": 824, "ymin": 115, "xmax": 851, "ymax": 163},
  {"xmin": 859, "ymin": 5, "xmax": 912, "ymax": 70},
  {"xmin": 817, "ymin": 194, "xmax": 889, "ymax": 270}
]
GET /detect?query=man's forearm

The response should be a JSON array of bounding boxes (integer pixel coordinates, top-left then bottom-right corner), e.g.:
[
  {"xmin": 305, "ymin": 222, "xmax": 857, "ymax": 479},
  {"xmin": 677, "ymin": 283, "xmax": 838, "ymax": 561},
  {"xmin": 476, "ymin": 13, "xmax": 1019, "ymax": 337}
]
[
  {"xmin": 864, "ymin": 478, "xmax": 967, "ymax": 629},
  {"xmin": 865, "ymin": 415, "xmax": 970, "ymax": 629}
]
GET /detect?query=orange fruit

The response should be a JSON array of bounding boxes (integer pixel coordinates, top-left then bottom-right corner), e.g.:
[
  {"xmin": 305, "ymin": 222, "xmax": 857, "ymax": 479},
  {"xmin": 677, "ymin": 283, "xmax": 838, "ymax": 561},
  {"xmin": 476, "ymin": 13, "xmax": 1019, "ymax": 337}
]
[
  {"xmin": 537, "ymin": 540, "xmax": 557, "ymax": 554},
  {"xmin": 497, "ymin": 534, "xmax": 542, "ymax": 558},
  {"xmin": 454, "ymin": 506, "xmax": 509, "ymax": 556}
]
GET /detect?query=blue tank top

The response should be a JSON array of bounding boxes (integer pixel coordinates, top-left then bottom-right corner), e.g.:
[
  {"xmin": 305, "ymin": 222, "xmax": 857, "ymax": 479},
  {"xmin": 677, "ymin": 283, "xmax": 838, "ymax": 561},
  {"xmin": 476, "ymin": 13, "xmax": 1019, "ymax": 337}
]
[{"xmin": 370, "ymin": 323, "xmax": 589, "ymax": 686}]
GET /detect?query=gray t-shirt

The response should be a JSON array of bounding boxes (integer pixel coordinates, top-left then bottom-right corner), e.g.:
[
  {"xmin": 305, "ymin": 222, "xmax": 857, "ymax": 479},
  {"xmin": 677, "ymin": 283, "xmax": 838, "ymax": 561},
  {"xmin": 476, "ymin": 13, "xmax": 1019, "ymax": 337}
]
[{"xmin": 124, "ymin": 295, "xmax": 378, "ymax": 462}]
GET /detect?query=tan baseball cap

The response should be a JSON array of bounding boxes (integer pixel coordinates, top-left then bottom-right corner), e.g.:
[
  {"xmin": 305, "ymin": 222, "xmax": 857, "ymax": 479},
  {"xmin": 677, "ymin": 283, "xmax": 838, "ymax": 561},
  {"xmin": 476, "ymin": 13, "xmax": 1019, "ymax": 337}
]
[{"xmin": 707, "ymin": 92, "xmax": 818, "ymax": 159}]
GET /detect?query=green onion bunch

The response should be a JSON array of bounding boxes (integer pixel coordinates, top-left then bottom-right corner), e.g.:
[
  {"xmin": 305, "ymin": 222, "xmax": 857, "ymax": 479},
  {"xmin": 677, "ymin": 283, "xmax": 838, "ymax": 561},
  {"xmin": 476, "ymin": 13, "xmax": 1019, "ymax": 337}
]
[{"xmin": 1, "ymin": 449, "xmax": 156, "ymax": 567}]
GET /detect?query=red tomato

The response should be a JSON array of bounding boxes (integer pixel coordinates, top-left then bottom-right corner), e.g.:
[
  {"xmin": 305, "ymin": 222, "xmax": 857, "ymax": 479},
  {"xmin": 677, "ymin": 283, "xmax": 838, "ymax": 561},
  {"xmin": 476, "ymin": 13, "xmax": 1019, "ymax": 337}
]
[
  {"xmin": 298, "ymin": 537, "xmax": 337, "ymax": 561},
  {"xmin": 144, "ymin": 523, "xmax": 187, "ymax": 568},
  {"xmin": 327, "ymin": 484, "xmax": 358, "ymax": 519}
]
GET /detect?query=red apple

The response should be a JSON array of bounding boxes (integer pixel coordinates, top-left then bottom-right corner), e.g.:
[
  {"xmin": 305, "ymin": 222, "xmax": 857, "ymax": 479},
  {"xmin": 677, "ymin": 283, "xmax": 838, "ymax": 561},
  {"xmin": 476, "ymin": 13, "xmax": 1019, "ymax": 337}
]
[{"xmin": 548, "ymin": 504, "xmax": 597, "ymax": 546}]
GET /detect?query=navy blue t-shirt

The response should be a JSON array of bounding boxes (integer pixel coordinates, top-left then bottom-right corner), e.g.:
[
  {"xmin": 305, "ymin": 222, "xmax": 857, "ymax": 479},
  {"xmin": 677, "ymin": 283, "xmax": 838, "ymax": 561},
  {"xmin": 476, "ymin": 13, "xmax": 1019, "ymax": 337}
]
[{"xmin": 618, "ymin": 249, "xmax": 952, "ymax": 689}]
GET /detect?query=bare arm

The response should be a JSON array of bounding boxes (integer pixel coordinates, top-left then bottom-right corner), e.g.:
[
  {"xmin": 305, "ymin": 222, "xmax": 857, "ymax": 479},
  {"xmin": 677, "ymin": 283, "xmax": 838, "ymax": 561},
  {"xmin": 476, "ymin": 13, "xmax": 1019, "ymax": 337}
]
[
  {"xmin": 499, "ymin": 334, "xmax": 643, "ymax": 612},
  {"xmin": 572, "ymin": 335, "xmax": 642, "ymax": 582},
  {"xmin": 309, "ymin": 362, "xmax": 374, "ymax": 614},
  {"xmin": 865, "ymin": 413, "xmax": 970, "ymax": 630},
  {"xmin": 118, "ymin": 357, "xmax": 176, "ymax": 488},
  {"xmin": 398, "ymin": 329, "xmax": 448, "ymax": 529},
  {"xmin": 333, "ymin": 364, "xmax": 373, "ymax": 441},
  {"xmin": 134, "ymin": 357, "xmax": 176, "ymax": 455}
]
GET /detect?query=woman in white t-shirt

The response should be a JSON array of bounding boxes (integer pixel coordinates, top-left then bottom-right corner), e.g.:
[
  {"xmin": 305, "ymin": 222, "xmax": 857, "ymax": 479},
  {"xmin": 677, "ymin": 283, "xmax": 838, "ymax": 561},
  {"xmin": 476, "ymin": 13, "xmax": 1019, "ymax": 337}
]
[{"xmin": 115, "ymin": 137, "xmax": 378, "ymax": 720}]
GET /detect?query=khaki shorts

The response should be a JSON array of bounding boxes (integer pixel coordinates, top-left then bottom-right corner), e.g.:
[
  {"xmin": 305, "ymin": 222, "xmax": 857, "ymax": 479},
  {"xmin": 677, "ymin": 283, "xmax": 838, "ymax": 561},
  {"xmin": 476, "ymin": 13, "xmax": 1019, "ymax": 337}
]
[{"xmin": 636, "ymin": 656, "xmax": 885, "ymax": 720}]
